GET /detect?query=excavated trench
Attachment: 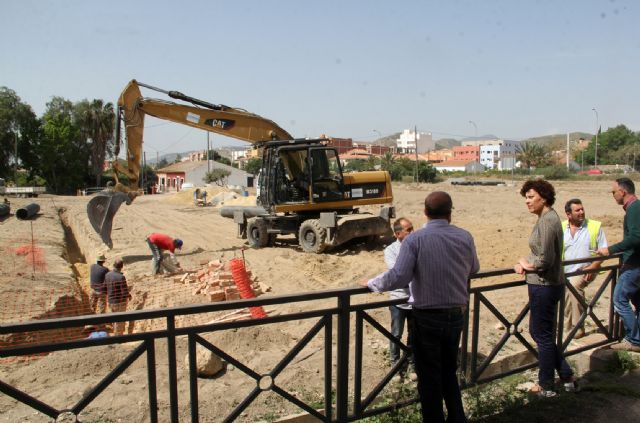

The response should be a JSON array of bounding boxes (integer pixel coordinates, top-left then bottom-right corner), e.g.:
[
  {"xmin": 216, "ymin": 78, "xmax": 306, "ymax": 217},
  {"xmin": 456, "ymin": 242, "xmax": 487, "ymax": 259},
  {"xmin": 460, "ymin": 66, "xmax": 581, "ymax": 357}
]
[
  {"xmin": 0, "ymin": 209, "xmax": 93, "ymax": 352},
  {"xmin": 58, "ymin": 207, "xmax": 92, "ymax": 312}
]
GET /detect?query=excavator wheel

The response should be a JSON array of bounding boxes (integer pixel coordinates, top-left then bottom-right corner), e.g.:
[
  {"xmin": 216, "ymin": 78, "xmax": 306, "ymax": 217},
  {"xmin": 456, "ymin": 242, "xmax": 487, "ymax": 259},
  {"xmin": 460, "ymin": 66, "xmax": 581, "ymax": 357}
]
[
  {"xmin": 247, "ymin": 217, "xmax": 270, "ymax": 248},
  {"xmin": 298, "ymin": 219, "xmax": 326, "ymax": 254}
]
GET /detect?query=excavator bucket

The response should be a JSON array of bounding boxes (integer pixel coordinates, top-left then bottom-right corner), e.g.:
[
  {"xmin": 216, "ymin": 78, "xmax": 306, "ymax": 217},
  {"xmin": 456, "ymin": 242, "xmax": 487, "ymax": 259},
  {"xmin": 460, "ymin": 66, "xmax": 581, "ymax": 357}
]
[{"xmin": 87, "ymin": 191, "xmax": 132, "ymax": 249}]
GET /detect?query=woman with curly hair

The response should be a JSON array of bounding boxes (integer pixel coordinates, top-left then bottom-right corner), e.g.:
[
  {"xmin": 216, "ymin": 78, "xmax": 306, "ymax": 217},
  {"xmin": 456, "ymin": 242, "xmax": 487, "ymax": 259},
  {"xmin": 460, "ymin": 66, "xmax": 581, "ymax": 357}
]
[{"xmin": 514, "ymin": 179, "xmax": 577, "ymax": 397}]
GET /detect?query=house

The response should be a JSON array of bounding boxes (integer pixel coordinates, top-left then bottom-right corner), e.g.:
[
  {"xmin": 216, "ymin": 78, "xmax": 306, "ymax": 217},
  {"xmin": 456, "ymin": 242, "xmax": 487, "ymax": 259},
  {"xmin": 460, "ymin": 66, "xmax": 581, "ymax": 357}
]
[
  {"xmin": 339, "ymin": 148, "xmax": 373, "ymax": 166},
  {"xmin": 433, "ymin": 160, "xmax": 484, "ymax": 173},
  {"xmin": 453, "ymin": 145, "xmax": 480, "ymax": 162},
  {"xmin": 156, "ymin": 161, "xmax": 254, "ymax": 191},
  {"xmin": 396, "ymin": 129, "xmax": 435, "ymax": 154},
  {"xmin": 461, "ymin": 138, "xmax": 520, "ymax": 170}
]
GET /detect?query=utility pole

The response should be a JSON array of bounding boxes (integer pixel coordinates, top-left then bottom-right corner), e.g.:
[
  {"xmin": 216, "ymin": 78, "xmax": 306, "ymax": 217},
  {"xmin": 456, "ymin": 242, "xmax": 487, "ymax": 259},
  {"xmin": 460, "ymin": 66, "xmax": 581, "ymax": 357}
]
[
  {"xmin": 414, "ymin": 125, "xmax": 419, "ymax": 183},
  {"xmin": 592, "ymin": 107, "xmax": 599, "ymax": 167},
  {"xmin": 566, "ymin": 132, "xmax": 570, "ymax": 169},
  {"xmin": 14, "ymin": 132, "xmax": 18, "ymax": 185}
]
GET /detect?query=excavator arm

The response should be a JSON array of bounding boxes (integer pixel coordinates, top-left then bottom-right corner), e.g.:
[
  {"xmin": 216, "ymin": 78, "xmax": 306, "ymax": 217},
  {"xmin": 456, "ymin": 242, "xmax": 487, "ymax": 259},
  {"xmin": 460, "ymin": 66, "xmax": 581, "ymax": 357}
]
[{"xmin": 88, "ymin": 79, "xmax": 293, "ymax": 248}]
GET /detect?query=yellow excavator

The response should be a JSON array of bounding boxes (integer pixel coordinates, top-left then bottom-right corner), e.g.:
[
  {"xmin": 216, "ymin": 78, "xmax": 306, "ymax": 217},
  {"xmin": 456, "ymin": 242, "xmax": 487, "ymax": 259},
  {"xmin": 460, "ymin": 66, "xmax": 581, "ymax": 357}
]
[{"xmin": 88, "ymin": 80, "xmax": 394, "ymax": 252}]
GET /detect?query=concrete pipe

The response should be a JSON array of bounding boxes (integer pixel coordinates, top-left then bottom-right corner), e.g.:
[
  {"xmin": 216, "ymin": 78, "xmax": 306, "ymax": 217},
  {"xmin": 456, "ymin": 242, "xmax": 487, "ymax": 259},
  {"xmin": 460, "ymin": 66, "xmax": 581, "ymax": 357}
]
[
  {"xmin": 0, "ymin": 203, "xmax": 9, "ymax": 217},
  {"xmin": 16, "ymin": 203, "xmax": 40, "ymax": 220},
  {"xmin": 219, "ymin": 206, "xmax": 267, "ymax": 219}
]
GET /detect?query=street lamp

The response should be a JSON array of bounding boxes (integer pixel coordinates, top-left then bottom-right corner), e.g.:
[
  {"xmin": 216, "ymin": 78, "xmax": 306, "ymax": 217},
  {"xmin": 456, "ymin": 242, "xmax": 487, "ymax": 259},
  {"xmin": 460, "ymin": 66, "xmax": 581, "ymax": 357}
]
[
  {"xmin": 468, "ymin": 120, "xmax": 478, "ymax": 138},
  {"xmin": 592, "ymin": 107, "xmax": 599, "ymax": 167}
]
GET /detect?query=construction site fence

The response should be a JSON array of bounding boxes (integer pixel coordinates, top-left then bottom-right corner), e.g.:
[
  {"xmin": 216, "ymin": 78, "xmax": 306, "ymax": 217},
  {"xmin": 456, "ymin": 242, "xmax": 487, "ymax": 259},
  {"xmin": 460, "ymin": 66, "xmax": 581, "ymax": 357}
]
[{"xmin": 0, "ymin": 255, "xmax": 623, "ymax": 422}]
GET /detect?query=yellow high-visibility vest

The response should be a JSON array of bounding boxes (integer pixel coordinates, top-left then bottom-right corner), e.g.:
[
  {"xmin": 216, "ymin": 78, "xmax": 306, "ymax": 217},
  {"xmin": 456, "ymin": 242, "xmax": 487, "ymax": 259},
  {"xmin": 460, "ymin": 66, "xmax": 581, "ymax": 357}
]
[{"xmin": 561, "ymin": 219, "xmax": 601, "ymax": 260}]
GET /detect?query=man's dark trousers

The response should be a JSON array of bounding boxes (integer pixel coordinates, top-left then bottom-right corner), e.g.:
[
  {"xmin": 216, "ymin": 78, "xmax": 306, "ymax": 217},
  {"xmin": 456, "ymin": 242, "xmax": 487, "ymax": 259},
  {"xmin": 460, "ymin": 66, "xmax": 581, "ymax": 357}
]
[{"xmin": 412, "ymin": 308, "xmax": 466, "ymax": 423}]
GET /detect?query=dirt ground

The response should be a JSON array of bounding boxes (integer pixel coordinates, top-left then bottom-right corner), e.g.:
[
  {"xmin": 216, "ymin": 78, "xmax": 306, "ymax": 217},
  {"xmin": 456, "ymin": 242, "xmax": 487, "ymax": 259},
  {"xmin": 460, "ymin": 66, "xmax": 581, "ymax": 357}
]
[{"xmin": 0, "ymin": 180, "xmax": 627, "ymax": 422}]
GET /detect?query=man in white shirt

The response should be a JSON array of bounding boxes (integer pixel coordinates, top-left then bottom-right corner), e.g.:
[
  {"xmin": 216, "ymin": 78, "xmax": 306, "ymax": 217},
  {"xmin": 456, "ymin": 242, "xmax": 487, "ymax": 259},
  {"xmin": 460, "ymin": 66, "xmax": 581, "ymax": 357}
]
[
  {"xmin": 562, "ymin": 199, "xmax": 607, "ymax": 338},
  {"xmin": 385, "ymin": 217, "xmax": 414, "ymax": 366}
]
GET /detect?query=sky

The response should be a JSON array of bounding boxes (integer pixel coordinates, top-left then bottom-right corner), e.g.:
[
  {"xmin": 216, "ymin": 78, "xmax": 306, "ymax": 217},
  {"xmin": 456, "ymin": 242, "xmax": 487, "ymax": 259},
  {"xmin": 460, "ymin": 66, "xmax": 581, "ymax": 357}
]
[{"xmin": 2, "ymin": 0, "xmax": 639, "ymax": 157}]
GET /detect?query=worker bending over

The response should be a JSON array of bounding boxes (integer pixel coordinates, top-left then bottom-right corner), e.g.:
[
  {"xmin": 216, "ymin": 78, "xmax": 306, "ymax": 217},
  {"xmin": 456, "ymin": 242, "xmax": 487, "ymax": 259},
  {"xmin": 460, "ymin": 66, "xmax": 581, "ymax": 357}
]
[{"xmin": 146, "ymin": 233, "xmax": 183, "ymax": 275}]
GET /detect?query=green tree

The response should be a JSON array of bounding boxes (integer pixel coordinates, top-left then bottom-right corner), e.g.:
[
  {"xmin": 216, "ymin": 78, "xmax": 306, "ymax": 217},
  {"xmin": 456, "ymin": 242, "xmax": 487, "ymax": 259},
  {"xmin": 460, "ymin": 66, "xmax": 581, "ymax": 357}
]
[
  {"xmin": 388, "ymin": 163, "xmax": 404, "ymax": 181},
  {"xmin": 516, "ymin": 141, "xmax": 548, "ymax": 169},
  {"xmin": 174, "ymin": 154, "xmax": 182, "ymax": 163},
  {"xmin": 157, "ymin": 157, "xmax": 169, "ymax": 169},
  {"xmin": 417, "ymin": 161, "xmax": 437, "ymax": 182},
  {"xmin": 141, "ymin": 164, "xmax": 158, "ymax": 193},
  {"xmin": 579, "ymin": 125, "xmax": 639, "ymax": 165},
  {"xmin": 365, "ymin": 155, "xmax": 378, "ymax": 170},
  {"xmin": 206, "ymin": 149, "xmax": 232, "ymax": 166},
  {"xmin": 245, "ymin": 157, "xmax": 262, "ymax": 175},
  {"xmin": 344, "ymin": 159, "xmax": 367, "ymax": 172},
  {"xmin": 35, "ymin": 97, "xmax": 89, "ymax": 194},
  {"xmin": 204, "ymin": 168, "xmax": 231, "ymax": 186},
  {"xmin": 74, "ymin": 99, "xmax": 115, "ymax": 186},
  {"xmin": 0, "ymin": 87, "xmax": 41, "ymax": 182},
  {"xmin": 380, "ymin": 152, "xmax": 395, "ymax": 172}
]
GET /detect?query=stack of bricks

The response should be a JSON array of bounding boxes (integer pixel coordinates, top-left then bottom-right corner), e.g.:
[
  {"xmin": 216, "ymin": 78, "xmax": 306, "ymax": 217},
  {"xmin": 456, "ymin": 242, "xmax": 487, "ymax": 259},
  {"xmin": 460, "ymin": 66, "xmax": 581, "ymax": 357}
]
[{"xmin": 174, "ymin": 259, "xmax": 270, "ymax": 302}]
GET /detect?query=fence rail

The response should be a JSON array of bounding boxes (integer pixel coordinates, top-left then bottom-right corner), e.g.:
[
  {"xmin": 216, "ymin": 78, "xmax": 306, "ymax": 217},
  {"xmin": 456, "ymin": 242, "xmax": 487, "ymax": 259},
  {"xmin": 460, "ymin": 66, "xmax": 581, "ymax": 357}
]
[{"xmin": 0, "ymin": 256, "xmax": 623, "ymax": 422}]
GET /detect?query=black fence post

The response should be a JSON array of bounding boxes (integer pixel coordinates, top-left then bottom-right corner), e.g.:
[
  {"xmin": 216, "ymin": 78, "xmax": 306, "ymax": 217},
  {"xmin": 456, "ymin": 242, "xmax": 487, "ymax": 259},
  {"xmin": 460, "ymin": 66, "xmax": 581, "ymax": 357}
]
[
  {"xmin": 146, "ymin": 339, "xmax": 158, "ymax": 423},
  {"xmin": 336, "ymin": 292, "xmax": 350, "ymax": 421},
  {"xmin": 167, "ymin": 315, "xmax": 179, "ymax": 422}
]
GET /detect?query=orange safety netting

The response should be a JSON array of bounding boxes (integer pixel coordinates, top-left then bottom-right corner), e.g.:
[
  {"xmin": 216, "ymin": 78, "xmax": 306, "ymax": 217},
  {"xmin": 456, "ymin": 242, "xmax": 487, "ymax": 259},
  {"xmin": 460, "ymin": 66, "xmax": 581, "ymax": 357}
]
[
  {"xmin": 0, "ymin": 258, "xmax": 268, "ymax": 362},
  {"xmin": 7, "ymin": 244, "xmax": 47, "ymax": 273},
  {"xmin": 229, "ymin": 258, "xmax": 267, "ymax": 319}
]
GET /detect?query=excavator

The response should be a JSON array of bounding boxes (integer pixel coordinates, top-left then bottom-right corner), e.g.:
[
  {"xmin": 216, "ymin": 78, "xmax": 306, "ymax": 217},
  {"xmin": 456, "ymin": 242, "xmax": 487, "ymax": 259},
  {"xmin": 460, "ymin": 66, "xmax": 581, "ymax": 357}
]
[{"xmin": 88, "ymin": 80, "xmax": 394, "ymax": 252}]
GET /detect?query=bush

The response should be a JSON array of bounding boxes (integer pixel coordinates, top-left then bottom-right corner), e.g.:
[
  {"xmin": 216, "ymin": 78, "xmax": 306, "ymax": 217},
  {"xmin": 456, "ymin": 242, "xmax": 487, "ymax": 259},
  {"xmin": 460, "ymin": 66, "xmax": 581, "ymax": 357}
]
[
  {"xmin": 540, "ymin": 165, "xmax": 571, "ymax": 180},
  {"xmin": 204, "ymin": 169, "xmax": 231, "ymax": 186}
]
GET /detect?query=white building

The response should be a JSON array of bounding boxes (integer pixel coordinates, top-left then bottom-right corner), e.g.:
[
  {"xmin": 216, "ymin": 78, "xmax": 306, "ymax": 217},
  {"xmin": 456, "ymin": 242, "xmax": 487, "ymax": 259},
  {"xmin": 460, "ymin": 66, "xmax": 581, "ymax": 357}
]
[
  {"xmin": 463, "ymin": 138, "xmax": 519, "ymax": 170},
  {"xmin": 397, "ymin": 129, "xmax": 435, "ymax": 154},
  {"xmin": 433, "ymin": 160, "xmax": 484, "ymax": 173}
]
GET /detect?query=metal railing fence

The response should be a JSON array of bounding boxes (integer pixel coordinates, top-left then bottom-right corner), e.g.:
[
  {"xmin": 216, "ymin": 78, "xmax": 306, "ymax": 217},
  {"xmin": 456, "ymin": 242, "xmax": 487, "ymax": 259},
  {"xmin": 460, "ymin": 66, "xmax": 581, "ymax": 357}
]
[{"xmin": 0, "ymin": 255, "xmax": 623, "ymax": 422}]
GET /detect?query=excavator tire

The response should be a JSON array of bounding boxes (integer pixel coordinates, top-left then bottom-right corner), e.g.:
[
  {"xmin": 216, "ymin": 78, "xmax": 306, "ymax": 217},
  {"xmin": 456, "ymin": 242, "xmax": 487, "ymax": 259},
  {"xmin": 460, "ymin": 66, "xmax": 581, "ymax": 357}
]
[
  {"xmin": 247, "ymin": 217, "xmax": 270, "ymax": 249},
  {"xmin": 298, "ymin": 219, "xmax": 326, "ymax": 254}
]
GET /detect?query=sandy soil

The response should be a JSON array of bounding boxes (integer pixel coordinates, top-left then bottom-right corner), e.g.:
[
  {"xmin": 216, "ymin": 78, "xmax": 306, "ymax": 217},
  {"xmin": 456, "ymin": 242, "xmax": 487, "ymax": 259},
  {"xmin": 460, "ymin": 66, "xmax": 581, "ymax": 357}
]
[{"xmin": 0, "ymin": 180, "xmax": 625, "ymax": 422}]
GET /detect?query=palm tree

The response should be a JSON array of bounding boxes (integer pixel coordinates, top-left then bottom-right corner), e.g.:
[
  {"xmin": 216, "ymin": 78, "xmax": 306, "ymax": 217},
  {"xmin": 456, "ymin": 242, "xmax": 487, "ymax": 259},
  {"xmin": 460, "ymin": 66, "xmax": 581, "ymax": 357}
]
[
  {"xmin": 516, "ymin": 141, "xmax": 547, "ymax": 170},
  {"xmin": 75, "ymin": 99, "xmax": 115, "ymax": 186},
  {"xmin": 365, "ymin": 155, "xmax": 378, "ymax": 171},
  {"xmin": 380, "ymin": 151, "xmax": 395, "ymax": 171}
]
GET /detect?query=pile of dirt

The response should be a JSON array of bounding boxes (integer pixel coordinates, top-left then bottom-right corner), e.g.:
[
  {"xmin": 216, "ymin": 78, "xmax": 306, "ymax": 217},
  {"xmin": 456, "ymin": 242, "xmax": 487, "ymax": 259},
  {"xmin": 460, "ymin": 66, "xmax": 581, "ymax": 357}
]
[{"xmin": 162, "ymin": 186, "xmax": 230, "ymax": 205}]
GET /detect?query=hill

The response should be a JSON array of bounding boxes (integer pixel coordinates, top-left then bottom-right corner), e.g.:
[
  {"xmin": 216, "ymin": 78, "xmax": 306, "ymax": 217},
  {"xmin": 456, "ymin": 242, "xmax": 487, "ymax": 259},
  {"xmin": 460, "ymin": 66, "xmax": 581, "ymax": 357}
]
[
  {"xmin": 435, "ymin": 138, "xmax": 461, "ymax": 150},
  {"xmin": 522, "ymin": 132, "xmax": 593, "ymax": 150}
]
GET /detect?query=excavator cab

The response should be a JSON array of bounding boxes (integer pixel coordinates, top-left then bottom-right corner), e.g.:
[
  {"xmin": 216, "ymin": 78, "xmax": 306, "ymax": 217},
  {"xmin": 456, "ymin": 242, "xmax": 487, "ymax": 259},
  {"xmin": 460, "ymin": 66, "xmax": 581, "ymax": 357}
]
[
  {"xmin": 260, "ymin": 140, "xmax": 345, "ymax": 209},
  {"xmin": 308, "ymin": 147, "xmax": 343, "ymax": 202}
]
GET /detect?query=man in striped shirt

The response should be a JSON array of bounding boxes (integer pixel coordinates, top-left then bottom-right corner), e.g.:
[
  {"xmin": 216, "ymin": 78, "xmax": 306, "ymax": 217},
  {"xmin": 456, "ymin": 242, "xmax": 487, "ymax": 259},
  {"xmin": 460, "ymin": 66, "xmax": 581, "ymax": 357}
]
[{"xmin": 362, "ymin": 191, "xmax": 479, "ymax": 423}]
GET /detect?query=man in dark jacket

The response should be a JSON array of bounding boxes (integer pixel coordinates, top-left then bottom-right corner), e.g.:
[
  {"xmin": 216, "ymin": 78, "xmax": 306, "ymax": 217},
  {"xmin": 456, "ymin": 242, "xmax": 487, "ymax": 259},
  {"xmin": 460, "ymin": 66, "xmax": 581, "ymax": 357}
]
[
  {"xmin": 105, "ymin": 259, "xmax": 131, "ymax": 336},
  {"xmin": 598, "ymin": 177, "xmax": 640, "ymax": 352},
  {"xmin": 89, "ymin": 254, "xmax": 109, "ymax": 313}
]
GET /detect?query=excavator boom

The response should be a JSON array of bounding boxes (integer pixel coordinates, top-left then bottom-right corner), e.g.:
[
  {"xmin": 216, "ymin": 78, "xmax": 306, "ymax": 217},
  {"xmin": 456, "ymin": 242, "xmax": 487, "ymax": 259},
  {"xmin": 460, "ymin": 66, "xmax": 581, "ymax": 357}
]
[{"xmin": 88, "ymin": 80, "xmax": 293, "ymax": 248}]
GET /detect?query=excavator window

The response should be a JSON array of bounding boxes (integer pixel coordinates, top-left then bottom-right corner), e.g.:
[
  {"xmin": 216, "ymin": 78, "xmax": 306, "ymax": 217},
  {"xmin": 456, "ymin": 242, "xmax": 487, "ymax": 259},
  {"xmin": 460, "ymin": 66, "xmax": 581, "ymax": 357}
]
[
  {"xmin": 310, "ymin": 148, "xmax": 343, "ymax": 202},
  {"xmin": 274, "ymin": 150, "xmax": 309, "ymax": 204}
]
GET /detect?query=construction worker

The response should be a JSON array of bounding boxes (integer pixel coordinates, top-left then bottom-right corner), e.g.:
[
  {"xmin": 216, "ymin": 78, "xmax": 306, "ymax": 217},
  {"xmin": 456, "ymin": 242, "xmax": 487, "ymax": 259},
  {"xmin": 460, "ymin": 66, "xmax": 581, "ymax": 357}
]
[
  {"xmin": 146, "ymin": 233, "xmax": 183, "ymax": 275},
  {"xmin": 89, "ymin": 253, "xmax": 109, "ymax": 314},
  {"xmin": 105, "ymin": 259, "xmax": 130, "ymax": 336},
  {"xmin": 562, "ymin": 199, "xmax": 607, "ymax": 338}
]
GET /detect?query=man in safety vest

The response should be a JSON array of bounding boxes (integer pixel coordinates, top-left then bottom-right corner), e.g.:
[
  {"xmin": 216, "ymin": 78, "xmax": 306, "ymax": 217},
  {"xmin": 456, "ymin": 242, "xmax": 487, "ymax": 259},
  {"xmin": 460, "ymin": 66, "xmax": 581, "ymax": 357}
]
[{"xmin": 562, "ymin": 198, "xmax": 607, "ymax": 338}]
